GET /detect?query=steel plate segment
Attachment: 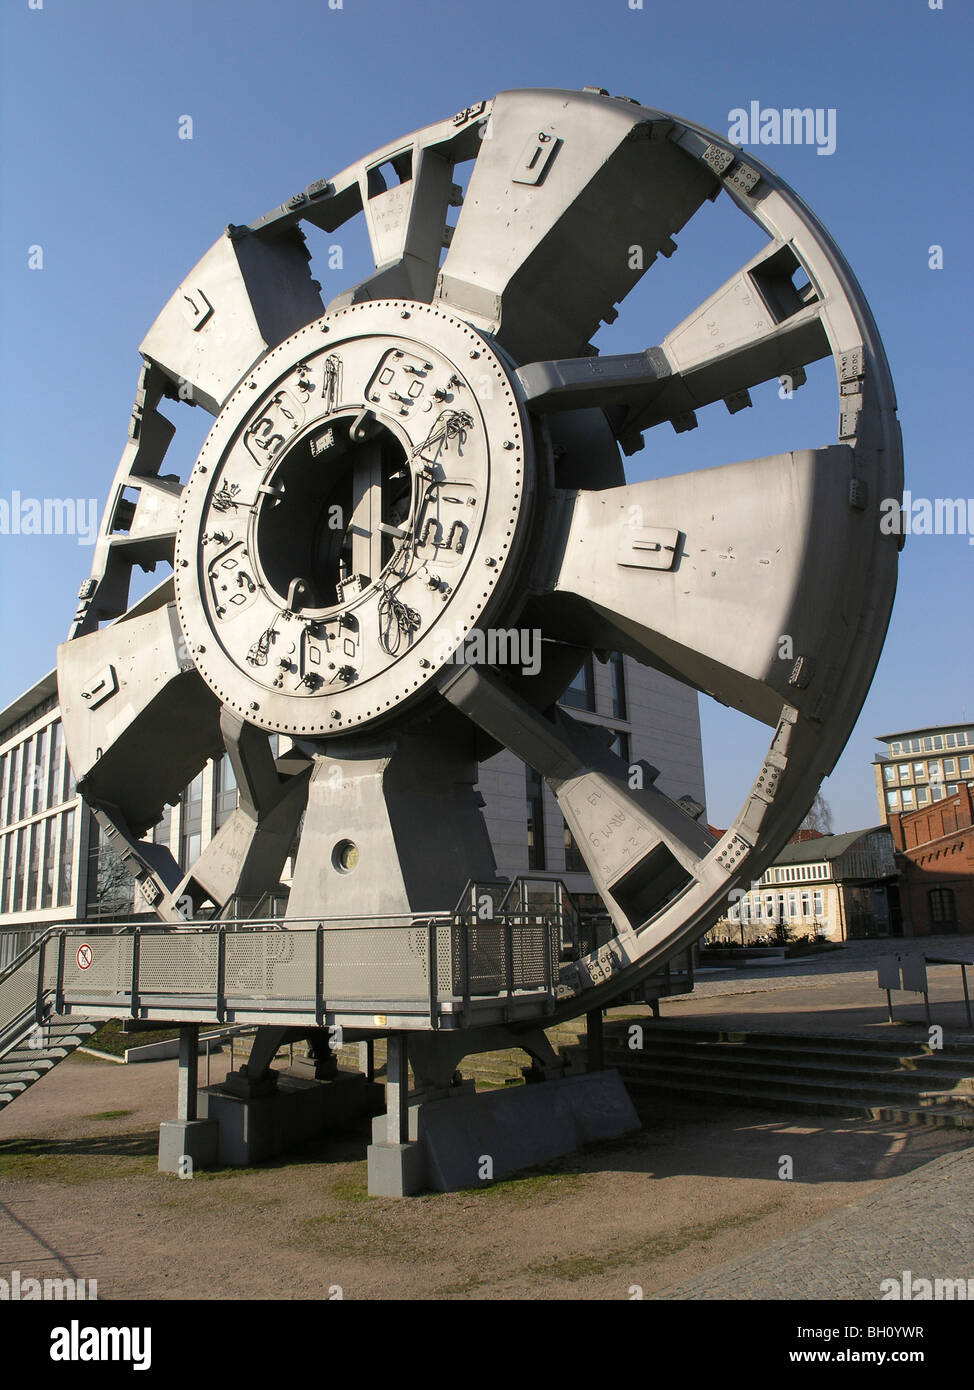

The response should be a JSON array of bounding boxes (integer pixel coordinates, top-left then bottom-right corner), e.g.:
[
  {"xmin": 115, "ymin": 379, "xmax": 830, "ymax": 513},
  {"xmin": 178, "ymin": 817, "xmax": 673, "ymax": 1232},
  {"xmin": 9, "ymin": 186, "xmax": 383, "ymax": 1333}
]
[{"xmin": 174, "ymin": 300, "xmax": 532, "ymax": 738}]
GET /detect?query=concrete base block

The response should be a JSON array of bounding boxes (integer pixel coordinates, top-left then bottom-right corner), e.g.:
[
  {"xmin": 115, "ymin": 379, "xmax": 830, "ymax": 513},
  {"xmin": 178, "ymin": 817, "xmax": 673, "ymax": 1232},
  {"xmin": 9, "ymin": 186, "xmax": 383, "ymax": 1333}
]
[
  {"xmin": 158, "ymin": 1118, "xmax": 219, "ymax": 1174},
  {"xmin": 199, "ymin": 1071, "xmax": 383, "ymax": 1166},
  {"xmin": 366, "ymin": 1141, "xmax": 428, "ymax": 1197},
  {"xmin": 421, "ymin": 1068, "xmax": 639, "ymax": 1192},
  {"xmin": 366, "ymin": 1068, "xmax": 639, "ymax": 1196}
]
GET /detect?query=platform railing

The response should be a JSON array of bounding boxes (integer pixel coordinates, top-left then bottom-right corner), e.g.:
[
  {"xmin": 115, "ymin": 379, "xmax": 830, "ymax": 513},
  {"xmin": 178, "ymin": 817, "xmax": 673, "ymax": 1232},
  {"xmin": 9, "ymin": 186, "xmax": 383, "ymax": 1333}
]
[{"xmin": 0, "ymin": 909, "xmax": 563, "ymax": 1040}]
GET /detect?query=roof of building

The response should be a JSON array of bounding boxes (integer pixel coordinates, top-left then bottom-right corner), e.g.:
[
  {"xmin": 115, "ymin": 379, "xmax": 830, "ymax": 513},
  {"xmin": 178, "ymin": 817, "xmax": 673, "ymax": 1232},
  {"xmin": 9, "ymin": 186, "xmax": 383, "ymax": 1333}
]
[
  {"xmin": 875, "ymin": 722, "xmax": 971, "ymax": 743},
  {"xmin": 0, "ymin": 669, "xmax": 58, "ymax": 739},
  {"xmin": 773, "ymin": 827, "xmax": 887, "ymax": 865}
]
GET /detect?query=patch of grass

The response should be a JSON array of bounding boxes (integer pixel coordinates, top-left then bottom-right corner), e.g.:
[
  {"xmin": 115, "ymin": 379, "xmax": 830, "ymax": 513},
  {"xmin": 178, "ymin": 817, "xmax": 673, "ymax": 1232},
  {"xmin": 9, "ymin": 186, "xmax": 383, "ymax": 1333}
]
[
  {"xmin": 0, "ymin": 1140, "xmax": 156, "ymax": 1186},
  {"xmin": 521, "ymin": 1198, "xmax": 785, "ymax": 1284},
  {"xmin": 330, "ymin": 1171, "xmax": 371, "ymax": 1204},
  {"xmin": 462, "ymin": 1166, "xmax": 592, "ymax": 1202},
  {"xmin": 84, "ymin": 1108, "xmax": 134, "ymax": 1120},
  {"xmin": 87, "ymin": 1020, "xmax": 184, "ymax": 1058}
]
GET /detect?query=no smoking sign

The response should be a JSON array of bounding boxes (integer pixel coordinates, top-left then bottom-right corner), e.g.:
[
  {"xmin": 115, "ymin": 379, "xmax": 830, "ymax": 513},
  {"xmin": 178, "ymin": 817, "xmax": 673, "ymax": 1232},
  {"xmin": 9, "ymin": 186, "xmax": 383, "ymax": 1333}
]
[{"xmin": 76, "ymin": 943, "xmax": 93, "ymax": 971}]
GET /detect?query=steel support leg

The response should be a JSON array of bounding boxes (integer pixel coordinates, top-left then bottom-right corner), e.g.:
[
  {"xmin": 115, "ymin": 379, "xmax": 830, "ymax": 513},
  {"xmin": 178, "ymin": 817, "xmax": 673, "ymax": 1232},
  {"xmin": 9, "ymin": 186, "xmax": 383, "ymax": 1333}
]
[
  {"xmin": 385, "ymin": 1034, "xmax": 409, "ymax": 1144},
  {"xmin": 176, "ymin": 1025, "xmax": 199, "ymax": 1122}
]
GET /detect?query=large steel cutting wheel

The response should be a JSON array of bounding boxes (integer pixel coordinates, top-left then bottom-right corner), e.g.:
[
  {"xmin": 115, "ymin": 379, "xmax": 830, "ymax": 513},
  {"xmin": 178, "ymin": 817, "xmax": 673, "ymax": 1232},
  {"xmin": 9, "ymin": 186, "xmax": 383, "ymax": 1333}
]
[{"xmin": 57, "ymin": 87, "xmax": 901, "ymax": 1020}]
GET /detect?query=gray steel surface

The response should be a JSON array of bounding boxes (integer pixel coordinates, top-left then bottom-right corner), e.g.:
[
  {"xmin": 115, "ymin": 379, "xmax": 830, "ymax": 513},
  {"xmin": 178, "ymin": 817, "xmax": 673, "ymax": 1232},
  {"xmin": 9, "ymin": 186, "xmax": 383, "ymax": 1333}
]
[{"xmin": 54, "ymin": 87, "xmax": 901, "ymax": 1030}]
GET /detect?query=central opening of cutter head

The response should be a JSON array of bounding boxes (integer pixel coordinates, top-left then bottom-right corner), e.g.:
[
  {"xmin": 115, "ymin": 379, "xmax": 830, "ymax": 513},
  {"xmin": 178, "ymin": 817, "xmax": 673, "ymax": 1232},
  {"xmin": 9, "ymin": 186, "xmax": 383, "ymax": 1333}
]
[{"xmin": 255, "ymin": 414, "xmax": 412, "ymax": 611}]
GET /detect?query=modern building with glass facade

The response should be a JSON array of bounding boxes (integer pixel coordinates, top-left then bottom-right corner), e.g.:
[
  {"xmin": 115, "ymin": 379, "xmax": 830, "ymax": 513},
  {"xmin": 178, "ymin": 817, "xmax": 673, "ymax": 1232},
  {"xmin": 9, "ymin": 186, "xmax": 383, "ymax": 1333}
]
[
  {"xmin": 873, "ymin": 722, "xmax": 974, "ymax": 825},
  {"xmin": 0, "ymin": 655, "xmax": 706, "ymax": 936}
]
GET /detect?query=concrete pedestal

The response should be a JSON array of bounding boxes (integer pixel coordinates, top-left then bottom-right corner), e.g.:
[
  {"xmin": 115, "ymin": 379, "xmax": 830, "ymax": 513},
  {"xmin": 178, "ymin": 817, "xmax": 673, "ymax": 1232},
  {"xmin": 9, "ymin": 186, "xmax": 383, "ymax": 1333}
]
[
  {"xmin": 366, "ymin": 1068, "xmax": 639, "ymax": 1196},
  {"xmin": 158, "ymin": 1118, "xmax": 219, "ymax": 1174},
  {"xmin": 197, "ymin": 1071, "xmax": 383, "ymax": 1167}
]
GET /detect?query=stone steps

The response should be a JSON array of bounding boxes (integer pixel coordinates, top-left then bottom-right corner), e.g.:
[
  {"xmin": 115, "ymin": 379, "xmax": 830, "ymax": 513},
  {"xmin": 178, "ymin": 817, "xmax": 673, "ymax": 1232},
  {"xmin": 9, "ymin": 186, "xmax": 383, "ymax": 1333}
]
[{"xmin": 563, "ymin": 1023, "xmax": 974, "ymax": 1130}]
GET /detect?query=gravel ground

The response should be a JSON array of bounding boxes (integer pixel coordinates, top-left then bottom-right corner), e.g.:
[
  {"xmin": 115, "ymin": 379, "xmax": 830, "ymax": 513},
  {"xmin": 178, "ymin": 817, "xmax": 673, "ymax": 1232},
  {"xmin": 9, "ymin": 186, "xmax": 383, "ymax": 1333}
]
[{"xmin": 1, "ymin": 935, "xmax": 971, "ymax": 1301}]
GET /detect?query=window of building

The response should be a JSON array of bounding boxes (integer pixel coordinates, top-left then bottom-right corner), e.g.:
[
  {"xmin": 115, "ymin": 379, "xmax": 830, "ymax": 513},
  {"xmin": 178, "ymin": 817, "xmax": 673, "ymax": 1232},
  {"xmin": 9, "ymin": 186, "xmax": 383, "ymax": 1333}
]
[
  {"xmin": 813, "ymin": 889, "xmax": 824, "ymax": 916},
  {"xmin": 153, "ymin": 804, "xmax": 172, "ymax": 848},
  {"xmin": 960, "ymin": 756, "xmax": 972, "ymax": 775},
  {"xmin": 914, "ymin": 762, "xmax": 926, "ymax": 779},
  {"xmin": 933, "ymin": 735, "xmax": 944, "ymax": 750},
  {"xmin": 801, "ymin": 891, "xmax": 811, "ymax": 916},
  {"xmin": 3, "ymin": 746, "xmax": 16, "ymax": 822},
  {"xmin": 889, "ymin": 742, "xmax": 901, "ymax": 756},
  {"xmin": 609, "ymin": 729, "xmax": 630, "ymax": 765},
  {"xmin": 883, "ymin": 765, "xmax": 898, "ymax": 784},
  {"xmin": 563, "ymin": 819, "xmax": 585, "ymax": 872},
  {"xmin": 787, "ymin": 893, "xmax": 797, "ymax": 919},
  {"xmin": 57, "ymin": 809, "xmax": 75, "ymax": 907},
  {"xmin": 917, "ymin": 787, "xmax": 930, "ymax": 805},
  {"xmin": 87, "ymin": 819, "xmax": 135, "ymax": 918},
  {"xmin": 947, "ymin": 784, "xmax": 959, "ymax": 796},
  {"xmin": 929, "ymin": 760, "xmax": 942, "ymax": 783},
  {"xmin": 923, "ymin": 737, "xmax": 934, "ymax": 752},
  {"xmin": 899, "ymin": 766, "xmax": 913, "ymax": 784},
  {"xmin": 929, "ymin": 887, "xmax": 957, "ymax": 925},
  {"xmin": 945, "ymin": 758, "xmax": 957, "ymax": 775},
  {"xmin": 560, "ymin": 656, "xmax": 596, "ymax": 712},
  {"xmin": 41, "ymin": 817, "xmax": 55, "ymax": 909},
  {"xmin": 25, "ymin": 824, "xmax": 39, "ymax": 911},
  {"xmin": 180, "ymin": 772, "xmax": 204, "ymax": 870},
  {"xmin": 19, "ymin": 740, "xmax": 34, "ymax": 821},
  {"xmin": 214, "ymin": 753, "xmax": 238, "ymax": 830},
  {"xmin": 13, "ymin": 828, "xmax": 26, "ymax": 911},
  {"xmin": 886, "ymin": 791, "xmax": 899, "ymax": 809},
  {"xmin": 30, "ymin": 730, "xmax": 45, "ymax": 815},
  {"xmin": 609, "ymin": 653, "xmax": 627, "ymax": 720},
  {"xmin": 64, "ymin": 744, "xmax": 76, "ymax": 801},
  {"xmin": 0, "ymin": 835, "xmax": 11, "ymax": 914},
  {"xmin": 946, "ymin": 733, "xmax": 957, "ymax": 748},
  {"xmin": 526, "ymin": 765, "xmax": 546, "ymax": 871},
  {"xmin": 49, "ymin": 722, "xmax": 64, "ymax": 807},
  {"xmin": 901, "ymin": 788, "xmax": 915, "ymax": 806}
]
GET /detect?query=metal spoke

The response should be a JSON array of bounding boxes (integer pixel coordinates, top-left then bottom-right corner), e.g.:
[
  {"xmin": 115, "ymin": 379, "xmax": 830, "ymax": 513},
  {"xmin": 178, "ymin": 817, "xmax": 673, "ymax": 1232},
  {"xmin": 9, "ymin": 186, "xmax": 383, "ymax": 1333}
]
[
  {"xmin": 517, "ymin": 240, "xmax": 830, "ymax": 451},
  {"xmin": 436, "ymin": 89, "xmax": 717, "ymax": 363},
  {"xmin": 440, "ymin": 665, "xmax": 715, "ymax": 939},
  {"xmin": 528, "ymin": 446, "xmax": 869, "ymax": 727}
]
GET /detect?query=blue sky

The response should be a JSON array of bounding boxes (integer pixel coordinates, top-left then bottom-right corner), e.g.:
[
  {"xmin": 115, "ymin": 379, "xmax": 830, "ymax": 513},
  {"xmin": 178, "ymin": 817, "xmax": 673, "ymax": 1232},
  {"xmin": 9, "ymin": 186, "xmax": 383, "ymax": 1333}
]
[{"xmin": 1, "ymin": 0, "xmax": 971, "ymax": 833}]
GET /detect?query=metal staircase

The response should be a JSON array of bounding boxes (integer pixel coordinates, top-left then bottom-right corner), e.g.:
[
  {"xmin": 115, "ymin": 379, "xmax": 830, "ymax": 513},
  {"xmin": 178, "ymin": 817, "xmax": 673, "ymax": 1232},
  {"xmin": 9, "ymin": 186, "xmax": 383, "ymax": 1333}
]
[
  {"xmin": 0, "ymin": 928, "xmax": 101, "ymax": 1110},
  {"xmin": 0, "ymin": 1014, "xmax": 100, "ymax": 1110}
]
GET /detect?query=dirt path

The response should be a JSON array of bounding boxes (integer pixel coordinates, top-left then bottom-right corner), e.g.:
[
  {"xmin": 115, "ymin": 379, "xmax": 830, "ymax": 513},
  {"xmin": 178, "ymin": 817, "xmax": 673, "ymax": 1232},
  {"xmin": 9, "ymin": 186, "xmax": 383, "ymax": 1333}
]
[{"xmin": 1, "ymin": 1049, "xmax": 968, "ymax": 1301}]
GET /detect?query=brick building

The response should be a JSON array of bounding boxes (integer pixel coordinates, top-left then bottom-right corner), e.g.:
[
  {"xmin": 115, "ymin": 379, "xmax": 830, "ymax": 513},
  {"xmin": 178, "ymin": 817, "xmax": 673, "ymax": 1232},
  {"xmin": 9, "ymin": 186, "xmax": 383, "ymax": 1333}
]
[{"xmin": 887, "ymin": 784, "xmax": 974, "ymax": 937}]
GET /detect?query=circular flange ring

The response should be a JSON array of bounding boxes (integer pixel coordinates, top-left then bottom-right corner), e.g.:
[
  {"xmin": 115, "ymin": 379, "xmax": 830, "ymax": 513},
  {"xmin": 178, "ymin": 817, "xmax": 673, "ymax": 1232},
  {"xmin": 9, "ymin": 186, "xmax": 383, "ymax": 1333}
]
[{"xmin": 174, "ymin": 299, "xmax": 533, "ymax": 738}]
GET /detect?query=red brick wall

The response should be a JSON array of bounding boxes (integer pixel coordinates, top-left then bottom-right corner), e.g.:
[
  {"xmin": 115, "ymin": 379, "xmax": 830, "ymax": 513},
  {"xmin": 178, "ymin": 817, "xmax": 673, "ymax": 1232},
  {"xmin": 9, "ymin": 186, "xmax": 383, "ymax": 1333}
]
[{"xmin": 889, "ymin": 787, "xmax": 974, "ymax": 935}]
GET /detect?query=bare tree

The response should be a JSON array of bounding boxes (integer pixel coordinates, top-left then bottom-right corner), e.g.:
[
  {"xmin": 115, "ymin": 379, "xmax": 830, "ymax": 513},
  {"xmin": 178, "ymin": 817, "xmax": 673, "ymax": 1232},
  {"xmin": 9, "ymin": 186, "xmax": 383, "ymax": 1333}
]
[{"xmin": 799, "ymin": 791, "xmax": 834, "ymax": 836}]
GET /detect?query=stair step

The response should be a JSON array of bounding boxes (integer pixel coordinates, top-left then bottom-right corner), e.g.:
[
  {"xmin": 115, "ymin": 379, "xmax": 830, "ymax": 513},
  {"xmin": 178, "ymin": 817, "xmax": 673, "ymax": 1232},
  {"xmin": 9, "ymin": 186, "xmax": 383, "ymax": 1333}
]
[
  {"xmin": 598, "ymin": 1043, "xmax": 974, "ymax": 1093},
  {"xmin": 0, "ymin": 1017, "xmax": 98, "ymax": 1110},
  {"xmin": 603, "ymin": 1039, "xmax": 974, "ymax": 1073},
  {"xmin": 0, "ymin": 1066, "xmax": 53, "ymax": 1085},
  {"xmin": 602, "ymin": 1023, "xmax": 974, "ymax": 1062},
  {"xmin": 616, "ymin": 1073, "xmax": 974, "ymax": 1128},
  {"xmin": 613, "ymin": 1057, "xmax": 974, "ymax": 1108}
]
